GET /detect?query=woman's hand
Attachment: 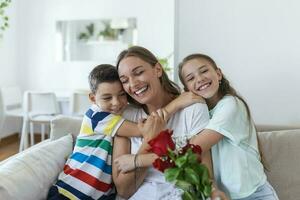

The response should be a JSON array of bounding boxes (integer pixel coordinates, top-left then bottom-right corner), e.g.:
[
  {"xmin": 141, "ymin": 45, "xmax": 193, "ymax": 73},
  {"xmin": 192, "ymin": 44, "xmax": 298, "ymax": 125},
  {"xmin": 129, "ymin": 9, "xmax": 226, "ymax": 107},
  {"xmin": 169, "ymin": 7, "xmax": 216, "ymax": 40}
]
[
  {"xmin": 138, "ymin": 110, "xmax": 167, "ymax": 141},
  {"xmin": 114, "ymin": 154, "xmax": 136, "ymax": 173}
]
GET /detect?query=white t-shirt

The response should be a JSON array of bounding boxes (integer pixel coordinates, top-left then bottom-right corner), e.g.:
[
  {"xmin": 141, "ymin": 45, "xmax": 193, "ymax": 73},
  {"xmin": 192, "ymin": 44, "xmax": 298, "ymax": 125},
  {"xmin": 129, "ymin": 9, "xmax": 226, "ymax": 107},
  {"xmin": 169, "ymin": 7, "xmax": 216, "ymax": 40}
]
[
  {"xmin": 206, "ymin": 95, "xmax": 266, "ymax": 199},
  {"xmin": 122, "ymin": 103, "xmax": 209, "ymax": 200}
]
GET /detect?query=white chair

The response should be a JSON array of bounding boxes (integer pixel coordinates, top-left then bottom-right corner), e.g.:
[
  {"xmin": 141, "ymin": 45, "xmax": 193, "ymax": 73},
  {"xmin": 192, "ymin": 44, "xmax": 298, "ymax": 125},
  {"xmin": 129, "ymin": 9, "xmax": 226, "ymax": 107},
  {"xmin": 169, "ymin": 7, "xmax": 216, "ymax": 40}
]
[
  {"xmin": 19, "ymin": 91, "xmax": 61, "ymax": 152},
  {"xmin": 0, "ymin": 86, "xmax": 23, "ymax": 139},
  {"xmin": 69, "ymin": 90, "xmax": 91, "ymax": 117}
]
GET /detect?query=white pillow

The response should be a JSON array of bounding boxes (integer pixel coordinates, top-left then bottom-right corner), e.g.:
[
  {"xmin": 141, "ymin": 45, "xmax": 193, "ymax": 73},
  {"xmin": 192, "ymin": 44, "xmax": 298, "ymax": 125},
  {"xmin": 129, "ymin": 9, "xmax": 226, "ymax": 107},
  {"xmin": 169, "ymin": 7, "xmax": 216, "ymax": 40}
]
[{"xmin": 0, "ymin": 134, "xmax": 73, "ymax": 200}]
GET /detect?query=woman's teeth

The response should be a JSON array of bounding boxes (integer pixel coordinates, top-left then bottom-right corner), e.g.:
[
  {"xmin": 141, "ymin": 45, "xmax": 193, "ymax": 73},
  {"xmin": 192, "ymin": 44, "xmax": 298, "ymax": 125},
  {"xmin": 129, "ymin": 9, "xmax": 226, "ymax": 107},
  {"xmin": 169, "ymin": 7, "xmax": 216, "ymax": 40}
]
[{"xmin": 135, "ymin": 86, "xmax": 148, "ymax": 95}]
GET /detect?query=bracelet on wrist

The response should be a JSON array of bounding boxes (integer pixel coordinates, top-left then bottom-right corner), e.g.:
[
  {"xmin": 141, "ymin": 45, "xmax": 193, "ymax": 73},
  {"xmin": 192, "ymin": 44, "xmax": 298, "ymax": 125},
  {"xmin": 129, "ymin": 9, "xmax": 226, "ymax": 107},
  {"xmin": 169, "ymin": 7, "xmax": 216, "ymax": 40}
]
[{"xmin": 134, "ymin": 154, "xmax": 138, "ymax": 169}]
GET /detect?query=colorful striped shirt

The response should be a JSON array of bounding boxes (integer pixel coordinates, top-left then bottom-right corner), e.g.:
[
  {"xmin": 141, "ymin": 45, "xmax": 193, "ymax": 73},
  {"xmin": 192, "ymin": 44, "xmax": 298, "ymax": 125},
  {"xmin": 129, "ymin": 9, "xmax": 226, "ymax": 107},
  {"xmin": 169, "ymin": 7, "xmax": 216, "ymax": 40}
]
[{"xmin": 54, "ymin": 104, "xmax": 124, "ymax": 200}]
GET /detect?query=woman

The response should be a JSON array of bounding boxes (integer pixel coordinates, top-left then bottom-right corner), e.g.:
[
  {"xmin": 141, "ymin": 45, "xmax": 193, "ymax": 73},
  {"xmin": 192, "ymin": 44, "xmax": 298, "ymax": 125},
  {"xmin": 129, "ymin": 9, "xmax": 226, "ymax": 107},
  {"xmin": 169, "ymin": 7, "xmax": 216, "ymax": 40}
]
[{"xmin": 112, "ymin": 46, "xmax": 214, "ymax": 200}]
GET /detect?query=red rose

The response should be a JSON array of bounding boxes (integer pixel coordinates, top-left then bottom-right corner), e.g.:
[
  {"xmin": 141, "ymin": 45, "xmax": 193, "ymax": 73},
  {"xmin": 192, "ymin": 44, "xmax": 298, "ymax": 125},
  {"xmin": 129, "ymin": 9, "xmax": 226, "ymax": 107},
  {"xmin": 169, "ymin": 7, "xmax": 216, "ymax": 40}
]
[
  {"xmin": 181, "ymin": 143, "xmax": 202, "ymax": 155},
  {"xmin": 148, "ymin": 130, "xmax": 175, "ymax": 156},
  {"xmin": 180, "ymin": 143, "xmax": 192, "ymax": 155},
  {"xmin": 191, "ymin": 144, "xmax": 202, "ymax": 155},
  {"xmin": 153, "ymin": 157, "xmax": 175, "ymax": 172}
]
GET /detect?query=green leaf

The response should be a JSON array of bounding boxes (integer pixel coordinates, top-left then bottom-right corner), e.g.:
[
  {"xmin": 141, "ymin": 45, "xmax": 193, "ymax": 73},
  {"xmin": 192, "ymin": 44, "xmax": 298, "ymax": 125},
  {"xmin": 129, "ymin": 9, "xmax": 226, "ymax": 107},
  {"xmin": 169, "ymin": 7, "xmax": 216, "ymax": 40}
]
[
  {"xmin": 191, "ymin": 163, "xmax": 206, "ymax": 176},
  {"xmin": 201, "ymin": 166, "xmax": 210, "ymax": 184},
  {"xmin": 203, "ymin": 184, "xmax": 212, "ymax": 197},
  {"xmin": 175, "ymin": 180, "xmax": 193, "ymax": 192},
  {"xmin": 1, "ymin": 2, "xmax": 7, "ymax": 8},
  {"xmin": 184, "ymin": 167, "xmax": 200, "ymax": 185},
  {"xmin": 78, "ymin": 32, "xmax": 89, "ymax": 40},
  {"xmin": 86, "ymin": 23, "xmax": 94, "ymax": 35},
  {"xmin": 187, "ymin": 152, "xmax": 198, "ymax": 164},
  {"xmin": 196, "ymin": 184, "xmax": 204, "ymax": 194},
  {"xmin": 182, "ymin": 191, "xmax": 196, "ymax": 200},
  {"xmin": 168, "ymin": 148, "xmax": 176, "ymax": 161},
  {"xmin": 164, "ymin": 167, "xmax": 180, "ymax": 182},
  {"xmin": 175, "ymin": 153, "xmax": 188, "ymax": 168}
]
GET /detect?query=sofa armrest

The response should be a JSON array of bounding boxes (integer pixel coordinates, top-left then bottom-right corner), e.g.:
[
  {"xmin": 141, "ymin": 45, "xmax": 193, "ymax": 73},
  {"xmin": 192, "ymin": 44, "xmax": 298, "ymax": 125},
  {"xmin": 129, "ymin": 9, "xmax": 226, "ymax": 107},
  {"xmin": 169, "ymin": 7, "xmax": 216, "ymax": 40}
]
[
  {"xmin": 258, "ymin": 129, "xmax": 300, "ymax": 200},
  {"xmin": 50, "ymin": 115, "xmax": 82, "ymax": 140}
]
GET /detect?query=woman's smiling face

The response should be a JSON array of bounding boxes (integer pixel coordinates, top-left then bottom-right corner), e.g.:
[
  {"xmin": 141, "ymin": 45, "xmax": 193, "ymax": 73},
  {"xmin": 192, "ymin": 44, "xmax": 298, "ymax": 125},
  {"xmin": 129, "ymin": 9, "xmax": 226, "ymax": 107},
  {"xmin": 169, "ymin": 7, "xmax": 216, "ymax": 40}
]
[
  {"xmin": 118, "ymin": 56, "xmax": 162, "ymax": 105},
  {"xmin": 181, "ymin": 58, "xmax": 222, "ymax": 100}
]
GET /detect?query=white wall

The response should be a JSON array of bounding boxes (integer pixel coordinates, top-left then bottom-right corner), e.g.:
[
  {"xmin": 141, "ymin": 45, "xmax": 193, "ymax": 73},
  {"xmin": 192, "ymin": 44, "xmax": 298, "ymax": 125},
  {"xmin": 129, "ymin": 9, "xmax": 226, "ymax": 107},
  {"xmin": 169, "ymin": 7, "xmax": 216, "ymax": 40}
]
[
  {"xmin": 17, "ymin": 0, "xmax": 174, "ymax": 91},
  {"xmin": 0, "ymin": 1, "xmax": 18, "ymax": 87},
  {"xmin": 175, "ymin": 0, "xmax": 300, "ymax": 125}
]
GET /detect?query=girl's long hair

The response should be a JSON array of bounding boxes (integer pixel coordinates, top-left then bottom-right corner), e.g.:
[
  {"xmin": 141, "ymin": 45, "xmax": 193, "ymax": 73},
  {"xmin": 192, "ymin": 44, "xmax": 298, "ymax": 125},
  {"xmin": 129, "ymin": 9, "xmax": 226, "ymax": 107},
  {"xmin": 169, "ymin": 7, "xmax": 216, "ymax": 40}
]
[{"xmin": 116, "ymin": 46, "xmax": 180, "ymax": 112}]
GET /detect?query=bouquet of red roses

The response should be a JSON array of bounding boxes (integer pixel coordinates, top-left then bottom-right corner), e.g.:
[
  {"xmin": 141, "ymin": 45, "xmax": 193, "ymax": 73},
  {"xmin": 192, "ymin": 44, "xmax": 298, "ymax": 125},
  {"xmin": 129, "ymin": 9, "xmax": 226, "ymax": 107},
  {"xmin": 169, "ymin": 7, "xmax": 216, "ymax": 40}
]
[{"xmin": 148, "ymin": 130, "xmax": 212, "ymax": 200}]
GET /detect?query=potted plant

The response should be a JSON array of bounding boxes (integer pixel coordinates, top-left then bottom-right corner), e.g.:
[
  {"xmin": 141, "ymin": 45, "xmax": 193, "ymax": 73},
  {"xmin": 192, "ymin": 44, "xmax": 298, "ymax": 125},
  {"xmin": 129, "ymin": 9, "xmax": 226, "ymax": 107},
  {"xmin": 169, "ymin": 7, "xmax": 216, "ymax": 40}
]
[
  {"xmin": 98, "ymin": 21, "xmax": 117, "ymax": 41},
  {"xmin": 78, "ymin": 23, "xmax": 95, "ymax": 41},
  {"xmin": 0, "ymin": 0, "xmax": 11, "ymax": 39}
]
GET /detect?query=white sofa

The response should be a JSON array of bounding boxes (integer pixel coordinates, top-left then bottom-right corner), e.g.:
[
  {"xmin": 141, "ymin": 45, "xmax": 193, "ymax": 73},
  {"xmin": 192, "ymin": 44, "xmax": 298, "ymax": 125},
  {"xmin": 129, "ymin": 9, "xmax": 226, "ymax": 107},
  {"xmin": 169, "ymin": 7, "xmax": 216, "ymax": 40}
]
[{"xmin": 0, "ymin": 115, "xmax": 300, "ymax": 200}]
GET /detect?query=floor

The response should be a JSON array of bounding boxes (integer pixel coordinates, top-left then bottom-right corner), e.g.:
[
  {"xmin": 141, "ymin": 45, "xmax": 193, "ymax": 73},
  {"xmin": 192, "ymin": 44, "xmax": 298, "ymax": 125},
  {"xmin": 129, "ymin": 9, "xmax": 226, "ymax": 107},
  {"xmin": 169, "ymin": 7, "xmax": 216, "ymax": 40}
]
[{"xmin": 0, "ymin": 133, "xmax": 43, "ymax": 161}]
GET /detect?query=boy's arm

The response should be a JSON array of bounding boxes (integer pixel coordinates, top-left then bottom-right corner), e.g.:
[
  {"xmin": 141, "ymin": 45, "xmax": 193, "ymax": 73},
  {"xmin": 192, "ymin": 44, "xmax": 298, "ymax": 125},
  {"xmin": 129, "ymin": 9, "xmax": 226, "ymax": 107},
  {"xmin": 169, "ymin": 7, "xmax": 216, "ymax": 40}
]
[
  {"xmin": 117, "ymin": 106, "xmax": 167, "ymax": 138},
  {"xmin": 163, "ymin": 92, "xmax": 205, "ymax": 120}
]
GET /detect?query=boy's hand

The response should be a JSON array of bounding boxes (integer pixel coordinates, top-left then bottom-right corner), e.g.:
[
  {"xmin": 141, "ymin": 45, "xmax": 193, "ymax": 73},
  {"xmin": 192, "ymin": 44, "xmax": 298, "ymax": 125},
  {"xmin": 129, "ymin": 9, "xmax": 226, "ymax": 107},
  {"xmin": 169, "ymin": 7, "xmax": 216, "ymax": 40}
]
[
  {"xmin": 138, "ymin": 111, "xmax": 167, "ymax": 141},
  {"xmin": 114, "ymin": 154, "xmax": 136, "ymax": 173}
]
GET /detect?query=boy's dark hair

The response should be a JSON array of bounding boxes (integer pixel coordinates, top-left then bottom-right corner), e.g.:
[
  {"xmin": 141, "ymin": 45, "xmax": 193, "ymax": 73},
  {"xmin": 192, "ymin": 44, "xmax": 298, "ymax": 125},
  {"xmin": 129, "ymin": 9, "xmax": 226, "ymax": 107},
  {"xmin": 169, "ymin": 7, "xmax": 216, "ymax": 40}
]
[{"xmin": 88, "ymin": 64, "xmax": 120, "ymax": 94}]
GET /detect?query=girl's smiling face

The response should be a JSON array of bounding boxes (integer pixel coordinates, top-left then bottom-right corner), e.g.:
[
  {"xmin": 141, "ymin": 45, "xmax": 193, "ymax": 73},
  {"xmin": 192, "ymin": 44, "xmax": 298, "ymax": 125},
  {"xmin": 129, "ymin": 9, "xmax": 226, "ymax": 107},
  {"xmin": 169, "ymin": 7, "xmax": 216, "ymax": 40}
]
[
  {"xmin": 118, "ymin": 56, "xmax": 162, "ymax": 105},
  {"xmin": 181, "ymin": 58, "xmax": 222, "ymax": 102}
]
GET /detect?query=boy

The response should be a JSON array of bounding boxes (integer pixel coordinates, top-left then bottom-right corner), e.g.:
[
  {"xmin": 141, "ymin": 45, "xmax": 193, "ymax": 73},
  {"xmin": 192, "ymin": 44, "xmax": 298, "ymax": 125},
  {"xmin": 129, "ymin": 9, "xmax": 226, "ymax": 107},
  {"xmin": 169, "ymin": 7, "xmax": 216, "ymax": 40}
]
[{"xmin": 48, "ymin": 64, "xmax": 143, "ymax": 200}]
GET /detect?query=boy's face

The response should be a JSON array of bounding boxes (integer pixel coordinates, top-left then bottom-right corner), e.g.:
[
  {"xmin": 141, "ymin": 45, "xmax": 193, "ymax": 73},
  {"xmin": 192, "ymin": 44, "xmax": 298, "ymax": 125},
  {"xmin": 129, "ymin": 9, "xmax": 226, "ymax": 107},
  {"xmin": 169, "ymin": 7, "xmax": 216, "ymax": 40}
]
[{"xmin": 89, "ymin": 81, "xmax": 128, "ymax": 115}]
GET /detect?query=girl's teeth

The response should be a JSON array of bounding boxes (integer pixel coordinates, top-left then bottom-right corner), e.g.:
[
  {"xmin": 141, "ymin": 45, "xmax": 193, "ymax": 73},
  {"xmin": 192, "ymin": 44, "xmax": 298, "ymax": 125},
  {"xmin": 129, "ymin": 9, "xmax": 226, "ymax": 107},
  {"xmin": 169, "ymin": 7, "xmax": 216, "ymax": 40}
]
[{"xmin": 200, "ymin": 83, "xmax": 210, "ymax": 90}]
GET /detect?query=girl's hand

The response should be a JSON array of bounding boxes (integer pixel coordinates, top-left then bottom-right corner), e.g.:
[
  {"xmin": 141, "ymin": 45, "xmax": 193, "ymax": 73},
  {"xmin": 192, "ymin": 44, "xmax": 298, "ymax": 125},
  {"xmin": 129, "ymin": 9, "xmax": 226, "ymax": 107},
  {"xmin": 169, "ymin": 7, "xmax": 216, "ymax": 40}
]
[
  {"xmin": 164, "ymin": 92, "xmax": 205, "ymax": 119},
  {"xmin": 211, "ymin": 188, "xmax": 229, "ymax": 200},
  {"xmin": 138, "ymin": 111, "xmax": 167, "ymax": 141},
  {"xmin": 176, "ymin": 91, "xmax": 205, "ymax": 109},
  {"xmin": 114, "ymin": 154, "xmax": 136, "ymax": 173}
]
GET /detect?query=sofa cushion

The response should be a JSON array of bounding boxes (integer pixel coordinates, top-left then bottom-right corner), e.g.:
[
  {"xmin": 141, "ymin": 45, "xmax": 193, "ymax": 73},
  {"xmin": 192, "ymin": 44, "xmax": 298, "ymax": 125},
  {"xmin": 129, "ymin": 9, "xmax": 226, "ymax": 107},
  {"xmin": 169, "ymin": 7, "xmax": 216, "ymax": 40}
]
[
  {"xmin": 0, "ymin": 134, "xmax": 73, "ymax": 200},
  {"xmin": 258, "ymin": 129, "xmax": 300, "ymax": 200},
  {"xmin": 50, "ymin": 115, "xmax": 82, "ymax": 140}
]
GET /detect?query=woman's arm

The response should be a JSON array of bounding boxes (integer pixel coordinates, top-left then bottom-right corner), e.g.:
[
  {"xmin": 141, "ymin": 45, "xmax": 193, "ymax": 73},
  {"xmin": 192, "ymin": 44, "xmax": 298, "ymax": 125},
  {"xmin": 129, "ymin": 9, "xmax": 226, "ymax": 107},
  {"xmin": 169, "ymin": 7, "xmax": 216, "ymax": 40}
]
[
  {"xmin": 114, "ymin": 153, "xmax": 158, "ymax": 173},
  {"xmin": 113, "ymin": 113, "xmax": 167, "ymax": 198},
  {"xmin": 112, "ymin": 136, "xmax": 149, "ymax": 198}
]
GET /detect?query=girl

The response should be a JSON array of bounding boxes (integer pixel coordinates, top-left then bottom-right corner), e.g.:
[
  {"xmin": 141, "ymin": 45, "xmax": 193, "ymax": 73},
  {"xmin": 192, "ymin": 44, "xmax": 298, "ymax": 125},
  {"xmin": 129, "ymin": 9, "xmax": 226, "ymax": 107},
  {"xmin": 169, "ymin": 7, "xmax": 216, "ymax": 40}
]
[{"xmin": 178, "ymin": 54, "xmax": 279, "ymax": 200}]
